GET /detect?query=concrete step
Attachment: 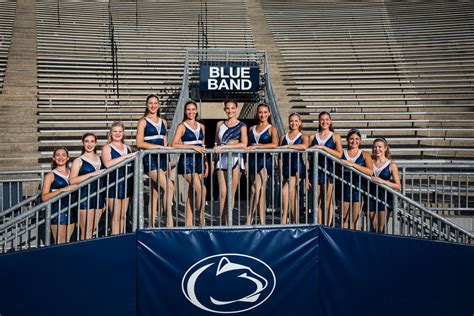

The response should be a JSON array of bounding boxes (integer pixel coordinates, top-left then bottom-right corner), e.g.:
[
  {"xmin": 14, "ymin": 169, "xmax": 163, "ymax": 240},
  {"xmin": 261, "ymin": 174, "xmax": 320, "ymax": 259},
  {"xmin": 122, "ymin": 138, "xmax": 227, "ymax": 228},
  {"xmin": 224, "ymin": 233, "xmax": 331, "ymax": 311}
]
[
  {"xmin": 0, "ymin": 142, "xmax": 39, "ymax": 153},
  {"xmin": 0, "ymin": 157, "xmax": 41, "ymax": 171}
]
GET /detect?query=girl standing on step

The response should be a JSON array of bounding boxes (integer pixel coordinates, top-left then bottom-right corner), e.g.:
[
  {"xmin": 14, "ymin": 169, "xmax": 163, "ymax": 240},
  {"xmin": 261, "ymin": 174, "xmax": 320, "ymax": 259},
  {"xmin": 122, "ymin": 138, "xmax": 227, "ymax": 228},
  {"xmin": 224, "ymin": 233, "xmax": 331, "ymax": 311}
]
[
  {"xmin": 337, "ymin": 129, "xmax": 373, "ymax": 230},
  {"xmin": 136, "ymin": 94, "xmax": 175, "ymax": 228},
  {"xmin": 280, "ymin": 112, "xmax": 309, "ymax": 224},
  {"xmin": 214, "ymin": 99, "xmax": 248, "ymax": 225},
  {"xmin": 369, "ymin": 138, "xmax": 400, "ymax": 233},
  {"xmin": 245, "ymin": 103, "xmax": 278, "ymax": 225},
  {"xmin": 308, "ymin": 111, "xmax": 343, "ymax": 226},
  {"xmin": 70, "ymin": 133, "xmax": 105, "ymax": 240},
  {"xmin": 41, "ymin": 146, "xmax": 77, "ymax": 244},
  {"xmin": 101, "ymin": 121, "xmax": 137, "ymax": 235},
  {"xmin": 172, "ymin": 100, "xmax": 208, "ymax": 227}
]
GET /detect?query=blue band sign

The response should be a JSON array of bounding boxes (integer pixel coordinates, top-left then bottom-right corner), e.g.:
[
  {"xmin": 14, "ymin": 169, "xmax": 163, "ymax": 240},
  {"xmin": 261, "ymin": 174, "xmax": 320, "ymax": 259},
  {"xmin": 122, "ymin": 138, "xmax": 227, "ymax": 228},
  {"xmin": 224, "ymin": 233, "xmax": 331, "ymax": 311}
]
[{"xmin": 199, "ymin": 61, "xmax": 260, "ymax": 92}]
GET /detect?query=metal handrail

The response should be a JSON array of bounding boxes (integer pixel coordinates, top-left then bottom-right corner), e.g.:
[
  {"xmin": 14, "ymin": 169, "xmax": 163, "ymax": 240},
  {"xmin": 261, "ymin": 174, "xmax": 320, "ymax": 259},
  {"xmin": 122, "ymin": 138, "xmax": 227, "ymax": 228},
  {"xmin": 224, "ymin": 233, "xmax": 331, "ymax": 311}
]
[
  {"xmin": 2, "ymin": 148, "xmax": 472, "ymax": 253},
  {"xmin": 168, "ymin": 50, "xmax": 190, "ymax": 142},
  {"xmin": 310, "ymin": 149, "xmax": 473, "ymax": 240},
  {"xmin": 263, "ymin": 52, "xmax": 285, "ymax": 137},
  {"xmin": 400, "ymin": 164, "xmax": 474, "ymax": 212},
  {"xmin": 0, "ymin": 155, "xmax": 137, "ymax": 234},
  {"xmin": 0, "ymin": 194, "xmax": 39, "ymax": 218},
  {"xmin": 135, "ymin": 147, "xmax": 473, "ymax": 240}
]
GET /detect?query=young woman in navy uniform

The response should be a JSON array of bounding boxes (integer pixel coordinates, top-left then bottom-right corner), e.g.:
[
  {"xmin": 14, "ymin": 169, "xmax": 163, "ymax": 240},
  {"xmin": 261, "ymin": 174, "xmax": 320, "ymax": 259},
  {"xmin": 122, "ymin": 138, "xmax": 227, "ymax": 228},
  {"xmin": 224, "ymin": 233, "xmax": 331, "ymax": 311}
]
[
  {"xmin": 41, "ymin": 147, "xmax": 77, "ymax": 244},
  {"xmin": 101, "ymin": 121, "xmax": 137, "ymax": 235},
  {"xmin": 70, "ymin": 133, "xmax": 105, "ymax": 240},
  {"xmin": 337, "ymin": 129, "xmax": 373, "ymax": 230},
  {"xmin": 172, "ymin": 100, "xmax": 208, "ymax": 227},
  {"xmin": 136, "ymin": 94, "xmax": 175, "ymax": 227},
  {"xmin": 279, "ymin": 113, "xmax": 309, "ymax": 224},
  {"xmin": 245, "ymin": 103, "xmax": 278, "ymax": 225},
  {"xmin": 213, "ymin": 100, "xmax": 248, "ymax": 225},
  {"xmin": 369, "ymin": 138, "xmax": 400, "ymax": 233},
  {"xmin": 308, "ymin": 111, "xmax": 342, "ymax": 226}
]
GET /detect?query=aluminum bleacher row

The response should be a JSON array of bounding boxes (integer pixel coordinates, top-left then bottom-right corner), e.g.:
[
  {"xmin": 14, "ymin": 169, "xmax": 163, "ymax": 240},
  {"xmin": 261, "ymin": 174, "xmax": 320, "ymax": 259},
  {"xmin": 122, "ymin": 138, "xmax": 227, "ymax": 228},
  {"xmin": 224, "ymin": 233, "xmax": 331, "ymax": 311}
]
[
  {"xmin": 262, "ymin": 0, "xmax": 474, "ymax": 160},
  {"xmin": 0, "ymin": 1, "xmax": 15, "ymax": 93},
  {"xmin": 36, "ymin": 0, "xmax": 254, "ymax": 163}
]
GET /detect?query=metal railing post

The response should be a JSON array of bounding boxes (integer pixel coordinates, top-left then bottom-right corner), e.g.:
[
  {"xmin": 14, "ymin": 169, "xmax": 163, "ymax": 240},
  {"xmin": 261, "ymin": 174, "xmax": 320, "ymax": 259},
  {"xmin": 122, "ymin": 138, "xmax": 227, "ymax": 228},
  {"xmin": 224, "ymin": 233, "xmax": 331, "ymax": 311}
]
[
  {"xmin": 132, "ymin": 154, "xmax": 140, "ymax": 231},
  {"xmin": 226, "ymin": 151, "xmax": 233, "ymax": 226},
  {"xmin": 45, "ymin": 204, "xmax": 51, "ymax": 247},
  {"xmin": 392, "ymin": 194, "xmax": 399, "ymax": 235},
  {"xmin": 138, "ymin": 151, "xmax": 145, "ymax": 229}
]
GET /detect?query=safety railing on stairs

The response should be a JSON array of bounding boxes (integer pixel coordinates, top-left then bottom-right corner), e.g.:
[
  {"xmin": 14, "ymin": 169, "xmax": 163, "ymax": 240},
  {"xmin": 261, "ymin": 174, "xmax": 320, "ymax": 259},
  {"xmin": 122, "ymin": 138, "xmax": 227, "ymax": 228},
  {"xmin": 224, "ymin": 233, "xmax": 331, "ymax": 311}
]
[
  {"xmin": 135, "ymin": 148, "xmax": 473, "ymax": 243},
  {"xmin": 0, "ymin": 169, "xmax": 48, "ymax": 212},
  {"xmin": 0, "ymin": 156, "xmax": 137, "ymax": 253},
  {"xmin": 399, "ymin": 164, "xmax": 474, "ymax": 214},
  {"xmin": 1, "ymin": 149, "xmax": 472, "ymax": 253}
]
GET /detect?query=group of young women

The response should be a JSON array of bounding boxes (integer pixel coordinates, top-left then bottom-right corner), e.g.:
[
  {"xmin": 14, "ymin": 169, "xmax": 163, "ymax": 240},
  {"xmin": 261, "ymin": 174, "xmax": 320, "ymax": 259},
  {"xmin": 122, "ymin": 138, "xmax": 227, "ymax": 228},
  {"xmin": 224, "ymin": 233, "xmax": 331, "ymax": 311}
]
[
  {"xmin": 245, "ymin": 109, "xmax": 401, "ymax": 231},
  {"xmin": 41, "ymin": 124, "xmax": 136, "ymax": 244},
  {"xmin": 41, "ymin": 94, "xmax": 401, "ymax": 244}
]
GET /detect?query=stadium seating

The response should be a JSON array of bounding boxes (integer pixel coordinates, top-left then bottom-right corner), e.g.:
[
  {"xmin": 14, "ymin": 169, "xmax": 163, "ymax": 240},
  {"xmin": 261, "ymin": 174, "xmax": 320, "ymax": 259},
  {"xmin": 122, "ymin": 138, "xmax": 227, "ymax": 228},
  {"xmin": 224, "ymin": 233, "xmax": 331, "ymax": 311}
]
[
  {"xmin": 0, "ymin": 1, "xmax": 15, "ymax": 93},
  {"xmin": 36, "ymin": 0, "xmax": 255, "ymax": 163},
  {"xmin": 262, "ymin": 0, "xmax": 474, "ymax": 160}
]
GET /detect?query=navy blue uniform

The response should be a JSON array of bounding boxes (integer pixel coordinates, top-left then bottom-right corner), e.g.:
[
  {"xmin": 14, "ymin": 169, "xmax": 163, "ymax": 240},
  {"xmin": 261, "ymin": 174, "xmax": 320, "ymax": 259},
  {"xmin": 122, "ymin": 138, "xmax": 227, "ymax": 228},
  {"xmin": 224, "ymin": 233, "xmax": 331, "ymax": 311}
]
[
  {"xmin": 281, "ymin": 132, "xmax": 306, "ymax": 178},
  {"xmin": 49, "ymin": 170, "xmax": 77, "ymax": 225},
  {"xmin": 143, "ymin": 117, "xmax": 167, "ymax": 172},
  {"xmin": 309, "ymin": 132, "xmax": 337, "ymax": 185},
  {"xmin": 336, "ymin": 150, "xmax": 366, "ymax": 202},
  {"xmin": 78, "ymin": 156, "xmax": 105, "ymax": 210},
  {"xmin": 216, "ymin": 121, "xmax": 246, "ymax": 170},
  {"xmin": 248, "ymin": 125, "xmax": 273, "ymax": 176},
  {"xmin": 107, "ymin": 144, "xmax": 133, "ymax": 199},
  {"xmin": 178, "ymin": 122, "xmax": 205, "ymax": 174},
  {"xmin": 369, "ymin": 160, "xmax": 393, "ymax": 212}
]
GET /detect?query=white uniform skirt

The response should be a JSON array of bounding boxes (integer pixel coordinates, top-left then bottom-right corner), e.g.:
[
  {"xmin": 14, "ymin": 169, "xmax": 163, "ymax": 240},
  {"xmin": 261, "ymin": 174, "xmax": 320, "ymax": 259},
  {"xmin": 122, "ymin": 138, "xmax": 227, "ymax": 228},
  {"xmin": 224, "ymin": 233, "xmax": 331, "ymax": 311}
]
[{"xmin": 215, "ymin": 152, "xmax": 245, "ymax": 170}]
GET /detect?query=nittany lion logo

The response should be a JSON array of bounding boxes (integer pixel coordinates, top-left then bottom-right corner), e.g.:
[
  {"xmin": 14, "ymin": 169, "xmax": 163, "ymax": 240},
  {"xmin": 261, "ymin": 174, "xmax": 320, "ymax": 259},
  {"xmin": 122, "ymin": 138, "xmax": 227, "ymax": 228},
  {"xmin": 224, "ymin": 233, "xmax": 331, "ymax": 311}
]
[{"xmin": 181, "ymin": 253, "xmax": 276, "ymax": 314}]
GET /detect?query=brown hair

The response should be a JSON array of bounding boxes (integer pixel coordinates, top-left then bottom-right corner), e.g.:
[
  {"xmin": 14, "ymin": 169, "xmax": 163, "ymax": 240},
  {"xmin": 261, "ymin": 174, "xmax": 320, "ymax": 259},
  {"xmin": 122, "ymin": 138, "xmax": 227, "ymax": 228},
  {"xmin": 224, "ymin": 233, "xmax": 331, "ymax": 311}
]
[
  {"xmin": 346, "ymin": 129, "xmax": 361, "ymax": 141},
  {"xmin": 81, "ymin": 133, "xmax": 98, "ymax": 154},
  {"xmin": 51, "ymin": 146, "xmax": 69, "ymax": 170},
  {"xmin": 318, "ymin": 111, "xmax": 334, "ymax": 132},
  {"xmin": 182, "ymin": 100, "xmax": 199, "ymax": 122},
  {"xmin": 224, "ymin": 99, "xmax": 238, "ymax": 108},
  {"xmin": 256, "ymin": 103, "xmax": 272, "ymax": 125},
  {"xmin": 143, "ymin": 94, "xmax": 160, "ymax": 117},
  {"xmin": 107, "ymin": 121, "xmax": 125, "ymax": 144}
]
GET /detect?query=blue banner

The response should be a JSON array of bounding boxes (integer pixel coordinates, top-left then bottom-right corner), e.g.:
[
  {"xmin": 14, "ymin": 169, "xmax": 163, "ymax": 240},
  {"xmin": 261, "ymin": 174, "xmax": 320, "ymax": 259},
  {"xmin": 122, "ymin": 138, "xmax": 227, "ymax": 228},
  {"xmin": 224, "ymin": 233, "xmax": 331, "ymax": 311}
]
[
  {"xmin": 1, "ymin": 226, "xmax": 473, "ymax": 316},
  {"xmin": 199, "ymin": 61, "xmax": 260, "ymax": 92},
  {"xmin": 317, "ymin": 228, "xmax": 474, "ymax": 316},
  {"xmin": 0, "ymin": 234, "xmax": 136, "ymax": 316},
  {"xmin": 137, "ymin": 227, "xmax": 318, "ymax": 316}
]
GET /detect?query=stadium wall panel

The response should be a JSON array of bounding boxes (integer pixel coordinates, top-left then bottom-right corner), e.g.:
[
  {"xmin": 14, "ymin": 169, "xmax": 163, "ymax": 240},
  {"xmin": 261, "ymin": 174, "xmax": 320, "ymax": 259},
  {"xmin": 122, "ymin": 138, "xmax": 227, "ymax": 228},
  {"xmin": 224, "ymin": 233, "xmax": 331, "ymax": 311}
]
[{"xmin": 0, "ymin": 227, "xmax": 472, "ymax": 316}]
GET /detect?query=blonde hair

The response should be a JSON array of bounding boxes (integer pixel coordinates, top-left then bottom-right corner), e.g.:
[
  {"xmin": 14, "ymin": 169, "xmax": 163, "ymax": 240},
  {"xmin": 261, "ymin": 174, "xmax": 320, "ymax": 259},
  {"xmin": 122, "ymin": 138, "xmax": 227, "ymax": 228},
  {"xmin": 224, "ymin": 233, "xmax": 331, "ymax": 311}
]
[
  {"xmin": 289, "ymin": 112, "xmax": 303, "ymax": 132},
  {"xmin": 372, "ymin": 138, "xmax": 392, "ymax": 159},
  {"xmin": 107, "ymin": 121, "xmax": 125, "ymax": 144}
]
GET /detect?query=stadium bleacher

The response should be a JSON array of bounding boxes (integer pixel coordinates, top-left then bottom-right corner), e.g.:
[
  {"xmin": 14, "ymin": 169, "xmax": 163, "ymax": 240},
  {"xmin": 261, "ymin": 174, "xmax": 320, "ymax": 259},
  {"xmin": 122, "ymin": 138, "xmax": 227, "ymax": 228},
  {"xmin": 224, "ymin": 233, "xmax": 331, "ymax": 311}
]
[
  {"xmin": 0, "ymin": 0, "xmax": 472, "ymax": 235},
  {"xmin": 262, "ymin": 0, "xmax": 474, "ymax": 160},
  {"xmin": 0, "ymin": 1, "xmax": 15, "ymax": 93},
  {"xmin": 0, "ymin": 3, "xmax": 473, "ymax": 315},
  {"xmin": 36, "ymin": 0, "xmax": 255, "ymax": 163}
]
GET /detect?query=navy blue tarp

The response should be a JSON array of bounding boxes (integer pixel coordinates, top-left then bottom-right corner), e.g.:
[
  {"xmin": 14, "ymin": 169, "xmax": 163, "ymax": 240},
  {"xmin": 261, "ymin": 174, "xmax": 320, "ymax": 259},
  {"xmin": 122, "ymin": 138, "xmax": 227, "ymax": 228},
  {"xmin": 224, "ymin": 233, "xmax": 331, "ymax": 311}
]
[{"xmin": 0, "ymin": 227, "xmax": 472, "ymax": 316}]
